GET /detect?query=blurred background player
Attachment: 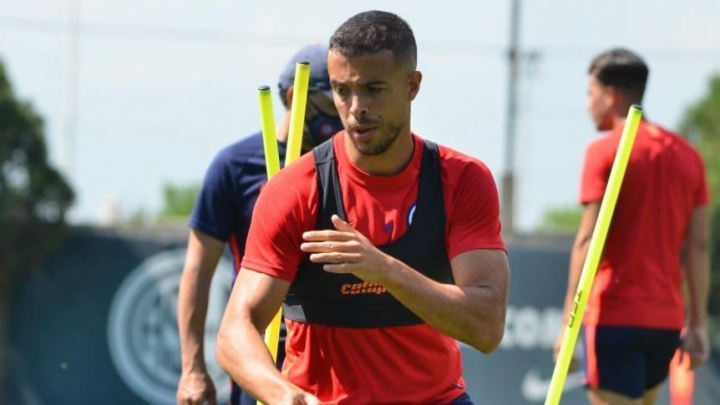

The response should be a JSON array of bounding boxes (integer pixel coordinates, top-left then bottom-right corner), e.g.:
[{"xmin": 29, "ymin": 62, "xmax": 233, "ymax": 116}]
[
  {"xmin": 176, "ymin": 43, "xmax": 342, "ymax": 405},
  {"xmin": 555, "ymin": 48, "xmax": 711, "ymax": 405}
]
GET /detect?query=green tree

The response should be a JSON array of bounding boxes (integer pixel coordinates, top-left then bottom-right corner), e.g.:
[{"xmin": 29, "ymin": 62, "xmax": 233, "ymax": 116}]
[
  {"xmin": 537, "ymin": 205, "xmax": 583, "ymax": 234},
  {"xmin": 679, "ymin": 73, "xmax": 720, "ymax": 317},
  {"xmin": 0, "ymin": 59, "xmax": 74, "ymax": 400},
  {"xmin": 157, "ymin": 182, "xmax": 200, "ymax": 222}
]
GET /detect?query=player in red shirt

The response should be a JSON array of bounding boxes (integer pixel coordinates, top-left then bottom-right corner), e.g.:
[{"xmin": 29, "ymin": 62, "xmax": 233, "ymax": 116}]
[
  {"xmin": 216, "ymin": 10, "xmax": 510, "ymax": 405},
  {"xmin": 555, "ymin": 48, "xmax": 711, "ymax": 405}
]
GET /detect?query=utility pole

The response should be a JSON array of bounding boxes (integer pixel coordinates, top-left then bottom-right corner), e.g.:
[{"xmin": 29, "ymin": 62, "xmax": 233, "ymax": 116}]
[
  {"xmin": 59, "ymin": 0, "xmax": 81, "ymax": 185},
  {"xmin": 501, "ymin": 0, "xmax": 521, "ymax": 236}
]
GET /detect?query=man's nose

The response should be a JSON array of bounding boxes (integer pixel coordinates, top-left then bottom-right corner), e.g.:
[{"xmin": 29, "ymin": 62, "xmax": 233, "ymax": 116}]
[{"xmin": 349, "ymin": 93, "xmax": 369, "ymax": 118}]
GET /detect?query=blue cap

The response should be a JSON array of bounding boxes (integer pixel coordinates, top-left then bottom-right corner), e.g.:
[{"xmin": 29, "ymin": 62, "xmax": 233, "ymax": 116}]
[{"xmin": 278, "ymin": 43, "xmax": 332, "ymax": 97}]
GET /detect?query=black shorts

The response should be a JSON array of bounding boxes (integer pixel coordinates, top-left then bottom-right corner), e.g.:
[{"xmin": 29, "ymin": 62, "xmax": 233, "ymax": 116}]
[{"xmin": 581, "ymin": 325, "xmax": 681, "ymax": 399}]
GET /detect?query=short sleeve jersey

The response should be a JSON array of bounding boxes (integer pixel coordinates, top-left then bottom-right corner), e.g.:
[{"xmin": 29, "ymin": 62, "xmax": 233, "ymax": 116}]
[
  {"xmin": 241, "ymin": 133, "xmax": 505, "ymax": 404},
  {"xmin": 579, "ymin": 121, "xmax": 709, "ymax": 329},
  {"xmin": 189, "ymin": 132, "xmax": 286, "ymax": 272}
]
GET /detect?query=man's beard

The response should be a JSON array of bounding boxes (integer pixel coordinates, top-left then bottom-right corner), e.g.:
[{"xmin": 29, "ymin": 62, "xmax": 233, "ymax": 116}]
[{"xmin": 351, "ymin": 120, "xmax": 405, "ymax": 156}]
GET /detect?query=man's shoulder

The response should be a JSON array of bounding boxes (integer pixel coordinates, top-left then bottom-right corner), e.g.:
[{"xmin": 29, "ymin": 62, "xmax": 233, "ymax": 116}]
[
  {"xmin": 581, "ymin": 132, "xmax": 620, "ymax": 163},
  {"xmin": 657, "ymin": 125, "xmax": 702, "ymax": 155},
  {"xmin": 587, "ymin": 130, "xmax": 617, "ymax": 149},
  {"xmin": 204, "ymin": 132, "xmax": 269, "ymax": 177},
  {"xmin": 214, "ymin": 131, "xmax": 264, "ymax": 162},
  {"xmin": 264, "ymin": 151, "xmax": 317, "ymax": 188},
  {"xmin": 432, "ymin": 141, "xmax": 493, "ymax": 178},
  {"xmin": 420, "ymin": 139, "xmax": 498, "ymax": 197}
]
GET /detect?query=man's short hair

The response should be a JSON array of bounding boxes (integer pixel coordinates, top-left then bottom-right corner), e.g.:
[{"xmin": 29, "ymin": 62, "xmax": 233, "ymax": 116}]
[
  {"xmin": 329, "ymin": 10, "xmax": 417, "ymax": 70},
  {"xmin": 589, "ymin": 48, "xmax": 649, "ymax": 102}
]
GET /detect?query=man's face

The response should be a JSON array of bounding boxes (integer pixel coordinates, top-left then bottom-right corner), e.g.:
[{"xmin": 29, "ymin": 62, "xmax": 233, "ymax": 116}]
[
  {"xmin": 586, "ymin": 75, "xmax": 614, "ymax": 132},
  {"xmin": 328, "ymin": 49, "xmax": 421, "ymax": 156}
]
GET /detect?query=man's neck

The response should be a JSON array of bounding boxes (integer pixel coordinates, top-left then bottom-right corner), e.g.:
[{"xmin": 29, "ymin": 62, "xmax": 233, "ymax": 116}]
[
  {"xmin": 609, "ymin": 102, "xmax": 642, "ymax": 131},
  {"xmin": 610, "ymin": 114, "xmax": 627, "ymax": 131},
  {"xmin": 344, "ymin": 129, "xmax": 415, "ymax": 176}
]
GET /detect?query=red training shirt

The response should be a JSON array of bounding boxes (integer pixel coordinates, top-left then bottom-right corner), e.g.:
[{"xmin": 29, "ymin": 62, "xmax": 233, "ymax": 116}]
[
  {"xmin": 242, "ymin": 133, "xmax": 505, "ymax": 404},
  {"xmin": 579, "ymin": 121, "xmax": 708, "ymax": 329}
]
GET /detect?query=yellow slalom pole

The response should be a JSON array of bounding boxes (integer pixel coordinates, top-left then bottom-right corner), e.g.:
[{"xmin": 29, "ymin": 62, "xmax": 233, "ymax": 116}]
[
  {"xmin": 257, "ymin": 62, "xmax": 311, "ymax": 405},
  {"xmin": 256, "ymin": 87, "xmax": 283, "ymax": 390},
  {"xmin": 285, "ymin": 61, "xmax": 311, "ymax": 165},
  {"xmin": 258, "ymin": 86, "xmax": 280, "ymax": 178},
  {"xmin": 544, "ymin": 105, "xmax": 644, "ymax": 405}
]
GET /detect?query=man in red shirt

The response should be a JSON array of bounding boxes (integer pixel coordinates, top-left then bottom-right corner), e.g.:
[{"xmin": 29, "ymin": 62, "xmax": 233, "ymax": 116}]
[
  {"xmin": 555, "ymin": 48, "xmax": 711, "ymax": 405},
  {"xmin": 216, "ymin": 10, "xmax": 510, "ymax": 405}
]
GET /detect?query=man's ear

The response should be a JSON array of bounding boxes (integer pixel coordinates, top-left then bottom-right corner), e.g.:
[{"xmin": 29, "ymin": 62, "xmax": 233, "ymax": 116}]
[
  {"xmin": 408, "ymin": 71, "xmax": 422, "ymax": 102},
  {"xmin": 284, "ymin": 86, "xmax": 295, "ymax": 109},
  {"xmin": 606, "ymin": 86, "xmax": 621, "ymax": 109}
]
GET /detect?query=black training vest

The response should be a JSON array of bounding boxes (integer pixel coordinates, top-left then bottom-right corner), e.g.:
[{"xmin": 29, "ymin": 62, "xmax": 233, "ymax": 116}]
[{"xmin": 283, "ymin": 139, "xmax": 453, "ymax": 328}]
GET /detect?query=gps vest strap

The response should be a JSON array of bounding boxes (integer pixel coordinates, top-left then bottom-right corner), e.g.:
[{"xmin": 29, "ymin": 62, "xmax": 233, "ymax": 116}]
[{"xmin": 283, "ymin": 138, "xmax": 453, "ymax": 328}]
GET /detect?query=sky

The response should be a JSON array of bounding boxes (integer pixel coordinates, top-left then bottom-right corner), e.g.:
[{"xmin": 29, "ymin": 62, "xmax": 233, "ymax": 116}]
[{"xmin": 0, "ymin": 0, "xmax": 719, "ymax": 232}]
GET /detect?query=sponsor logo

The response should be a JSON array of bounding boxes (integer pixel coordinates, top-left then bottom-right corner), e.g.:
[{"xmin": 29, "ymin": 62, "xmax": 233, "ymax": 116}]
[
  {"xmin": 521, "ymin": 369, "xmax": 584, "ymax": 402},
  {"xmin": 107, "ymin": 248, "xmax": 232, "ymax": 405},
  {"xmin": 500, "ymin": 306, "xmax": 564, "ymax": 350},
  {"xmin": 498, "ymin": 306, "xmax": 586, "ymax": 402},
  {"xmin": 340, "ymin": 281, "xmax": 387, "ymax": 295},
  {"xmin": 382, "ymin": 223, "xmax": 394, "ymax": 234}
]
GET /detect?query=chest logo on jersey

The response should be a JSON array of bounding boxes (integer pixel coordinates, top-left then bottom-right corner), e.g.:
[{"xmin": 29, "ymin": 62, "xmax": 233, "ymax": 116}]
[
  {"xmin": 340, "ymin": 281, "xmax": 387, "ymax": 295},
  {"xmin": 382, "ymin": 222, "xmax": 393, "ymax": 234},
  {"xmin": 407, "ymin": 203, "xmax": 417, "ymax": 226}
]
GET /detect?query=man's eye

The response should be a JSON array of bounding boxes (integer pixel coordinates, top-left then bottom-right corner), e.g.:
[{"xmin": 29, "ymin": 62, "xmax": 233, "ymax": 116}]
[{"xmin": 368, "ymin": 87, "xmax": 383, "ymax": 93}]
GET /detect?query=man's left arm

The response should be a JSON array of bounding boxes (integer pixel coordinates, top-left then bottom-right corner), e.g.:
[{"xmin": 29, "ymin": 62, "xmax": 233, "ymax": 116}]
[
  {"xmin": 381, "ymin": 247, "xmax": 509, "ymax": 353},
  {"xmin": 553, "ymin": 202, "xmax": 599, "ymax": 369},
  {"xmin": 302, "ymin": 159, "xmax": 510, "ymax": 353},
  {"xmin": 303, "ymin": 214, "xmax": 508, "ymax": 353}
]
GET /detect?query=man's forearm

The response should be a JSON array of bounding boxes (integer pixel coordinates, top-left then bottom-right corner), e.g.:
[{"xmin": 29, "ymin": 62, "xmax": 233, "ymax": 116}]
[
  {"xmin": 684, "ymin": 244, "xmax": 710, "ymax": 327},
  {"xmin": 380, "ymin": 258, "xmax": 505, "ymax": 353},
  {"xmin": 562, "ymin": 240, "xmax": 589, "ymax": 323},
  {"xmin": 178, "ymin": 266, "xmax": 214, "ymax": 371},
  {"xmin": 216, "ymin": 320, "xmax": 296, "ymax": 403}
]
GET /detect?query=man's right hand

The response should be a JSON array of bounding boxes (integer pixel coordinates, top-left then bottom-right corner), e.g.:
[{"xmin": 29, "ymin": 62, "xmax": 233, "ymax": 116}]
[
  {"xmin": 177, "ymin": 230, "xmax": 225, "ymax": 405},
  {"xmin": 553, "ymin": 331, "xmax": 581, "ymax": 373},
  {"xmin": 277, "ymin": 389, "xmax": 321, "ymax": 405},
  {"xmin": 177, "ymin": 370, "xmax": 217, "ymax": 405},
  {"xmin": 680, "ymin": 325, "xmax": 711, "ymax": 370}
]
